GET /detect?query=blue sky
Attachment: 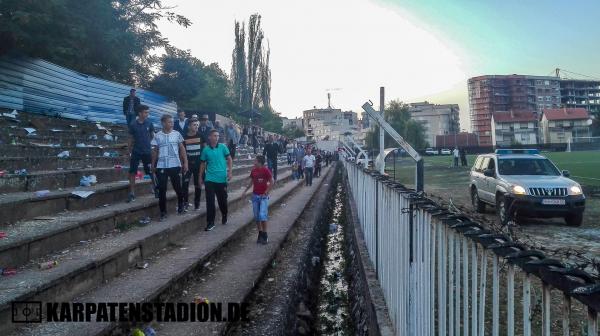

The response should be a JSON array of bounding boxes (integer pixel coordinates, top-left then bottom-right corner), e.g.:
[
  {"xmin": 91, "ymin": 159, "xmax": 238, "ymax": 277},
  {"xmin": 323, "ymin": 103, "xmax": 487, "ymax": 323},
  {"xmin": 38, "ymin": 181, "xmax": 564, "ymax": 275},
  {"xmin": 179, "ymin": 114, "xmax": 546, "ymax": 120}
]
[
  {"xmin": 381, "ymin": 0, "xmax": 600, "ymax": 78},
  {"xmin": 159, "ymin": 0, "xmax": 600, "ymax": 130}
]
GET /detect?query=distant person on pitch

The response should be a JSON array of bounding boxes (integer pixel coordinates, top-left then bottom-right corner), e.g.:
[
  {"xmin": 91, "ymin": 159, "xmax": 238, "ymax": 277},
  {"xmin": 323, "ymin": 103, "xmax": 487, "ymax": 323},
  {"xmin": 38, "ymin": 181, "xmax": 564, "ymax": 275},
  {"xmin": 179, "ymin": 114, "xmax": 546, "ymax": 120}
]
[
  {"xmin": 127, "ymin": 105, "xmax": 156, "ymax": 203},
  {"xmin": 242, "ymin": 155, "xmax": 274, "ymax": 244}
]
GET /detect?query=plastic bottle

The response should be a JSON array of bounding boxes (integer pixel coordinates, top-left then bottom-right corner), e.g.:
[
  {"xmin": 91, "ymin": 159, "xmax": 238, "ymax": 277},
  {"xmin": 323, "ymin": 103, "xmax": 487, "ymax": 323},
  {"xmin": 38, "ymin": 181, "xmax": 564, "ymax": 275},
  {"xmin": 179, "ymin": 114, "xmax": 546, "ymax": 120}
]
[{"xmin": 39, "ymin": 260, "xmax": 58, "ymax": 270}]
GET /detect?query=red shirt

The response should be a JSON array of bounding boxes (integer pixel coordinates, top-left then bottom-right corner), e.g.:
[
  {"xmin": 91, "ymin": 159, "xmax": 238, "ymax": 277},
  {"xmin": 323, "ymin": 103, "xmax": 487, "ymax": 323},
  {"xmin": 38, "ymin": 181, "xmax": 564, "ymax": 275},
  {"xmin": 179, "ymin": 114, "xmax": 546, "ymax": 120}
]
[{"xmin": 250, "ymin": 166, "xmax": 272, "ymax": 195}]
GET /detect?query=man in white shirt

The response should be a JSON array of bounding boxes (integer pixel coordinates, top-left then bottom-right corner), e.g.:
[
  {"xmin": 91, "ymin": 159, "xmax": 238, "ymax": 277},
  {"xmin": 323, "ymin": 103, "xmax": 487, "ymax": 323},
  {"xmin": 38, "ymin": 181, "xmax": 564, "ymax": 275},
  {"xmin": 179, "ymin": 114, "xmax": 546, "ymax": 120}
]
[
  {"xmin": 302, "ymin": 148, "xmax": 316, "ymax": 186},
  {"xmin": 151, "ymin": 114, "xmax": 189, "ymax": 221},
  {"xmin": 453, "ymin": 147, "xmax": 460, "ymax": 167}
]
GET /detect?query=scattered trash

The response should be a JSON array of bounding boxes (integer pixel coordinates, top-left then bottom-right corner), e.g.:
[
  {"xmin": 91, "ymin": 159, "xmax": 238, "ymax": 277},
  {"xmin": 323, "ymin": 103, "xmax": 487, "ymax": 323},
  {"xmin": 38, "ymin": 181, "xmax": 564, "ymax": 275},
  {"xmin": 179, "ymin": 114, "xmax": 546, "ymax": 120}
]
[
  {"xmin": 61, "ymin": 249, "xmax": 70, "ymax": 254},
  {"xmin": 329, "ymin": 223, "xmax": 337, "ymax": 233},
  {"xmin": 103, "ymin": 151, "xmax": 119, "ymax": 158},
  {"xmin": 79, "ymin": 175, "xmax": 97, "ymax": 186},
  {"xmin": 194, "ymin": 296, "xmax": 210, "ymax": 304},
  {"xmin": 144, "ymin": 327, "xmax": 157, "ymax": 336},
  {"xmin": 71, "ymin": 190, "xmax": 95, "ymax": 199},
  {"xmin": 0, "ymin": 232, "xmax": 7, "ymax": 239},
  {"xmin": 69, "ymin": 124, "xmax": 77, "ymax": 128},
  {"xmin": 2, "ymin": 110, "xmax": 18, "ymax": 119},
  {"xmin": 180, "ymin": 247, "xmax": 188, "ymax": 250},
  {"xmin": 103, "ymin": 134, "xmax": 114, "ymax": 141},
  {"xmin": 267, "ymin": 277, "xmax": 274, "ymax": 282},
  {"xmin": 311, "ymin": 256, "xmax": 320, "ymax": 266},
  {"xmin": 135, "ymin": 171, "xmax": 144, "ymax": 180},
  {"xmin": 136, "ymin": 262, "xmax": 149, "ymax": 269},
  {"xmin": 88, "ymin": 134, "xmax": 98, "ymax": 140},
  {"xmin": 203, "ymin": 261, "xmax": 211, "ymax": 268},
  {"xmin": 12, "ymin": 169, "xmax": 27, "ymax": 176},
  {"xmin": 0, "ymin": 171, "xmax": 5, "ymax": 178},
  {"xmin": 2, "ymin": 267, "xmax": 17, "ymax": 276},
  {"xmin": 57, "ymin": 150, "xmax": 70, "ymax": 158},
  {"xmin": 76, "ymin": 143, "xmax": 87, "ymax": 148},
  {"xmin": 114, "ymin": 165, "xmax": 123, "ymax": 169},
  {"xmin": 79, "ymin": 240, "xmax": 91, "ymax": 244},
  {"xmin": 39, "ymin": 260, "xmax": 58, "ymax": 270},
  {"xmin": 96, "ymin": 123, "xmax": 107, "ymax": 130},
  {"xmin": 50, "ymin": 128, "xmax": 64, "ymax": 132},
  {"xmin": 131, "ymin": 328, "xmax": 145, "ymax": 336},
  {"xmin": 139, "ymin": 217, "xmax": 151, "ymax": 226},
  {"xmin": 24, "ymin": 127, "xmax": 36, "ymax": 135},
  {"xmin": 280, "ymin": 203, "xmax": 287, "ymax": 207},
  {"xmin": 35, "ymin": 190, "xmax": 50, "ymax": 197}
]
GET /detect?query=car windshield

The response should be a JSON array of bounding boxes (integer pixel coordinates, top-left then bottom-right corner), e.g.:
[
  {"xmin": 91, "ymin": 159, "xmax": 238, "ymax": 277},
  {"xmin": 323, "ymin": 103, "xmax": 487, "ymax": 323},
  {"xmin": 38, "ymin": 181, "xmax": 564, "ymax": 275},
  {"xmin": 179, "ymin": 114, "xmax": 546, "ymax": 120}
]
[{"xmin": 497, "ymin": 158, "xmax": 560, "ymax": 176}]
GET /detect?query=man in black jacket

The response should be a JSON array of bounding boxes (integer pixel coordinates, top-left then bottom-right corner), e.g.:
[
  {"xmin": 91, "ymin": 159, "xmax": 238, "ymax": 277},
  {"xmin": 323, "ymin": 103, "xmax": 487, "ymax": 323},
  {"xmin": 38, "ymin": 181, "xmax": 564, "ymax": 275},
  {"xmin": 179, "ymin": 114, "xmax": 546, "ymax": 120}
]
[
  {"xmin": 123, "ymin": 88, "xmax": 141, "ymax": 125},
  {"xmin": 263, "ymin": 135, "xmax": 280, "ymax": 182}
]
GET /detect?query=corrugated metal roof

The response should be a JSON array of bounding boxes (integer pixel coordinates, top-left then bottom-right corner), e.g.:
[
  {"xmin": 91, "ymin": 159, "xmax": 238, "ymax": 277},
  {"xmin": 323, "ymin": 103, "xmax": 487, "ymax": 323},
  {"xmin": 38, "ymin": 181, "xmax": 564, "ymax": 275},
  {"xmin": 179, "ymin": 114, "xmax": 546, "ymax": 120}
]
[{"xmin": 0, "ymin": 56, "xmax": 177, "ymax": 126}]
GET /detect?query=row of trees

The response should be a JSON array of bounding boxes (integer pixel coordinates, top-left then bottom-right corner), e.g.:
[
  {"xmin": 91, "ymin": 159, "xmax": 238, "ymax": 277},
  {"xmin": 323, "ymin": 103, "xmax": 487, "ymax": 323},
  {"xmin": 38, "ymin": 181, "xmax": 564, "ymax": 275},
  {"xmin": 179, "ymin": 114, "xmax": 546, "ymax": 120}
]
[
  {"xmin": 0, "ymin": 2, "xmax": 284, "ymax": 132},
  {"xmin": 365, "ymin": 100, "xmax": 428, "ymax": 149}
]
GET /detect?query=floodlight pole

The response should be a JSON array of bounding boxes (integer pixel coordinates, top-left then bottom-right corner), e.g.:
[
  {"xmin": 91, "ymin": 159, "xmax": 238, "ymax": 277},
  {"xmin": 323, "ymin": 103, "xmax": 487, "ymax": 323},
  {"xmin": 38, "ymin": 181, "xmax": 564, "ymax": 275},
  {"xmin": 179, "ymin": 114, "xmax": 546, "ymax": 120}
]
[{"xmin": 362, "ymin": 101, "xmax": 424, "ymax": 192}]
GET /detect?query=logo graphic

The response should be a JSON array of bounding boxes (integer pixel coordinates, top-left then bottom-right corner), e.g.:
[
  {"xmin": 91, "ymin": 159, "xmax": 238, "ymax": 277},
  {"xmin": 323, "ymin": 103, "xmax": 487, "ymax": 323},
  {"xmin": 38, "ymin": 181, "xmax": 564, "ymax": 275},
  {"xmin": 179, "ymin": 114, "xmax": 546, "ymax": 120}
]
[{"xmin": 12, "ymin": 301, "xmax": 42, "ymax": 323}]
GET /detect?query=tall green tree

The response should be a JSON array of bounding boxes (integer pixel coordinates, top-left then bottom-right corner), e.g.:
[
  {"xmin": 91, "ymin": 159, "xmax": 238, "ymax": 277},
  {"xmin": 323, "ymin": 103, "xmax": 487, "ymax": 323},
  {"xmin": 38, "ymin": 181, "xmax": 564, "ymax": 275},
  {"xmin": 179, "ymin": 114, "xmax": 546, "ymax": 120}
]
[
  {"xmin": 149, "ymin": 48, "xmax": 205, "ymax": 104},
  {"xmin": 231, "ymin": 13, "xmax": 277, "ymax": 132},
  {"xmin": 0, "ymin": 0, "xmax": 190, "ymax": 85},
  {"xmin": 366, "ymin": 100, "xmax": 428, "ymax": 149}
]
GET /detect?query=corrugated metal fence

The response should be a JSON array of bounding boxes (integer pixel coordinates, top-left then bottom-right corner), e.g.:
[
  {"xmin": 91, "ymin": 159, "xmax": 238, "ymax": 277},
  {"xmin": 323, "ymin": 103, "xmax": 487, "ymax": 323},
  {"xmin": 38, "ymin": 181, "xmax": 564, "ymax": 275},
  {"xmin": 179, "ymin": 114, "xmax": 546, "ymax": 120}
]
[
  {"xmin": 0, "ymin": 56, "xmax": 177, "ymax": 125},
  {"xmin": 344, "ymin": 160, "xmax": 600, "ymax": 336}
]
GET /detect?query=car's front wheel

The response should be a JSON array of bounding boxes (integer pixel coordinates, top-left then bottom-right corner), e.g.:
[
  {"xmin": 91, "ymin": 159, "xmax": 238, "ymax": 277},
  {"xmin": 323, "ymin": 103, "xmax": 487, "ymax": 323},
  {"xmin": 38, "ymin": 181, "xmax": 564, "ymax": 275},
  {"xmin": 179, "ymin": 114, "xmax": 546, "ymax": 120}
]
[
  {"xmin": 496, "ymin": 194, "xmax": 511, "ymax": 226},
  {"xmin": 564, "ymin": 213, "xmax": 583, "ymax": 227},
  {"xmin": 471, "ymin": 188, "xmax": 486, "ymax": 213}
]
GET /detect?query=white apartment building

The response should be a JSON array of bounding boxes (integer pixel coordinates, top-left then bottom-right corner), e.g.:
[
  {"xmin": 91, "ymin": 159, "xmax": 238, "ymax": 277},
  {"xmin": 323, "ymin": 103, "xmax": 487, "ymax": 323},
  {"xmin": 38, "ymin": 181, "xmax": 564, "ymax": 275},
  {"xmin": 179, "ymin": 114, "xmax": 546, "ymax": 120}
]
[
  {"xmin": 491, "ymin": 111, "xmax": 539, "ymax": 146},
  {"xmin": 281, "ymin": 116, "xmax": 303, "ymax": 129},
  {"xmin": 408, "ymin": 102, "xmax": 460, "ymax": 147},
  {"xmin": 303, "ymin": 108, "xmax": 358, "ymax": 142}
]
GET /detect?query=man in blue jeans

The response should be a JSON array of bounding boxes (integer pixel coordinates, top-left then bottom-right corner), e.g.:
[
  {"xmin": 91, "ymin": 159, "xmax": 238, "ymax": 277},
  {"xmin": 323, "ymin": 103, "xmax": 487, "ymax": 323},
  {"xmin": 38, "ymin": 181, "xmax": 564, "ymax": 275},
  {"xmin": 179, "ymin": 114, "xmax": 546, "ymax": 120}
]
[
  {"xmin": 200, "ymin": 129, "xmax": 233, "ymax": 231},
  {"xmin": 262, "ymin": 135, "xmax": 280, "ymax": 182},
  {"xmin": 127, "ymin": 105, "xmax": 155, "ymax": 202},
  {"xmin": 302, "ymin": 148, "xmax": 316, "ymax": 186},
  {"xmin": 242, "ymin": 155, "xmax": 273, "ymax": 244}
]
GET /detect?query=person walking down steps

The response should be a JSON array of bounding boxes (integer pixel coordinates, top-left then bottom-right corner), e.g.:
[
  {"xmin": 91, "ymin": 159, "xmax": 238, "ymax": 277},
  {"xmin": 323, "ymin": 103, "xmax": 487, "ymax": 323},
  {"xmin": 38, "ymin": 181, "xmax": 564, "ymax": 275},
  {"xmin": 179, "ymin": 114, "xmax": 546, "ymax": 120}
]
[
  {"xmin": 151, "ymin": 114, "xmax": 188, "ymax": 221},
  {"xmin": 242, "ymin": 154, "xmax": 273, "ymax": 244},
  {"xmin": 200, "ymin": 129, "xmax": 233, "ymax": 231},
  {"xmin": 303, "ymin": 148, "xmax": 316, "ymax": 186},
  {"xmin": 182, "ymin": 118, "xmax": 204, "ymax": 211},
  {"xmin": 127, "ymin": 104, "xmax": 156, "ymax": 203}
]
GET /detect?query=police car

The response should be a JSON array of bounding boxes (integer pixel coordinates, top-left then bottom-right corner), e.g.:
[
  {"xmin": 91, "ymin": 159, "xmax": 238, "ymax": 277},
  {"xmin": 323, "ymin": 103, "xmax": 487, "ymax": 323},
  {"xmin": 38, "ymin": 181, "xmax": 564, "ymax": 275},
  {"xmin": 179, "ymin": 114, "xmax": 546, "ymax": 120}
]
[{"xmin": 469, "ymin": 149, "xmax": 586, "ymax": 226}]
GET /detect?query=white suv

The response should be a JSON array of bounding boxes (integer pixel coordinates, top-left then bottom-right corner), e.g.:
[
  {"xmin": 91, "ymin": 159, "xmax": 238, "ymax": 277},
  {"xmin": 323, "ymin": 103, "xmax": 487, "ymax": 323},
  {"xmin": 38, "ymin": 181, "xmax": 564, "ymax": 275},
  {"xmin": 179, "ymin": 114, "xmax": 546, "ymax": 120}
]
[{"xmin": 469, "ymin": 149, "xmax": 585, "ymax": 226}]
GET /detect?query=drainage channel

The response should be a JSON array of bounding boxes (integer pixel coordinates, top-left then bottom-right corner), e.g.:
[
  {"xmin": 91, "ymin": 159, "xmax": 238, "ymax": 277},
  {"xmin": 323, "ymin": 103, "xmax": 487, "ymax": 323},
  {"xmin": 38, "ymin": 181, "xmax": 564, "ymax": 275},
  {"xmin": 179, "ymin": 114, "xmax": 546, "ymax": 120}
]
[{"xmin": 315, "ymin": 181, "xmax": 353, "ymax": 335}]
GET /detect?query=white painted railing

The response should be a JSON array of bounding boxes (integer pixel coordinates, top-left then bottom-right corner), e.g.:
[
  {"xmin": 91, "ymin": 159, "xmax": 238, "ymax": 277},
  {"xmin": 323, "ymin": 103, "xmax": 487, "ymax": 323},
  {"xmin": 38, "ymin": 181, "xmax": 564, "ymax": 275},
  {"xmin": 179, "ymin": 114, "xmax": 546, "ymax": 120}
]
[{"xmin": 344, "ymin": 161, "xmax": 600, "ymax": 336}]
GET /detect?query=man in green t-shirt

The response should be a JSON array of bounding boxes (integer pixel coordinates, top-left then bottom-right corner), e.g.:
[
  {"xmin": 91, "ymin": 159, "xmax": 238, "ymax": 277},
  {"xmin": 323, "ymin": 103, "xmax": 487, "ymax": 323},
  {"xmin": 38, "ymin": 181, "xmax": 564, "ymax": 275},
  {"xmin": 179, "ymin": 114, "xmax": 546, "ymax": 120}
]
[{"xmin": 200, "ymin": 129, "xmax": 233, "ymax": 231}]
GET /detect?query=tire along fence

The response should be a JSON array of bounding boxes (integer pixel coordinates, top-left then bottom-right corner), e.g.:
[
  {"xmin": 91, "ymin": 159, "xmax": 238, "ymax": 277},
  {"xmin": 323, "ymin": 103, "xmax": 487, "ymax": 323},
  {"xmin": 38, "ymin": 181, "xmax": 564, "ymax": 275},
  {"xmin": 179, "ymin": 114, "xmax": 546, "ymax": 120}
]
[{"xmin": 343, "ymin": 160, "xmax": 600, "ymax": 336}]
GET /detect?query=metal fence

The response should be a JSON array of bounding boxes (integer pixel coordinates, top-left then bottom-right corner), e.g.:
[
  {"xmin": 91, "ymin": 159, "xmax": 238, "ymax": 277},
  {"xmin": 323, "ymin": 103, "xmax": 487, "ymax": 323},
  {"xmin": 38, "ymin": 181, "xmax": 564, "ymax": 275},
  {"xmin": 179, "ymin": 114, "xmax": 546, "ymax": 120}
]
[
  {"xmin": 0, "ymin": 56, "xmax": 177, "ymax": 126},
  {"xmin": 344, "ymin": 160, "xmax": 600, "ymax": 336}
]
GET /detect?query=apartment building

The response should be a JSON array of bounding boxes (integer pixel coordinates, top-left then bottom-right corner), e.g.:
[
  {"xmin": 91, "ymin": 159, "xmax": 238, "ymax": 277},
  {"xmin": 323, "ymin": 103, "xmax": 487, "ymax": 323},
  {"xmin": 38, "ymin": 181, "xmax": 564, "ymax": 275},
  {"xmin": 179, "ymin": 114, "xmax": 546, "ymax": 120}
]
[
  {"xmin": 281, "ymin": 116, "xmax": 303, "ymax": 129},
  {"xmin": 468, "ymin": 75, "xmax": 560, "ymax": 146},
  {"xmin": 491, "ymin": 111, "xmax": 539, "ymax": 146},
  {"xmin": 560, "ymin": 79, "xmax": 600, "ymax": 116},
  {"xmin": 540, "ymin": 108, "xmax": 592, "ymax": 144},
  {"xmin": 408, "ymin": 102, "xmax": 460, "ymax": 147},
  {"xmin": 302, "ymin": 107, "xmax": 358, "ymax": 141}
]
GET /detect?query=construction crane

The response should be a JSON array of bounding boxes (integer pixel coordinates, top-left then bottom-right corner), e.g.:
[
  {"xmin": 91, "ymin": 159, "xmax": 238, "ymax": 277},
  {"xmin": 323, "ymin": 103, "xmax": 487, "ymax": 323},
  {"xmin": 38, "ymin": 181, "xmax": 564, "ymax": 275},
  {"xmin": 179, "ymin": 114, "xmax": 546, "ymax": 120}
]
[{"xmin": 325, "ymin": 88, "xmax": 342, "ymax": 108}]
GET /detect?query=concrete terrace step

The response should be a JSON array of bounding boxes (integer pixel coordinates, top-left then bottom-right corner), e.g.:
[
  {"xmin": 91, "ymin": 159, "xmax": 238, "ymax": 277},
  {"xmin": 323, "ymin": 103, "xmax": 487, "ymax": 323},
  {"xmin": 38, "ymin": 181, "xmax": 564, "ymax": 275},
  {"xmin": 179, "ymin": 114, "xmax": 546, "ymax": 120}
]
[
  {"xmin": 156, "ymin": 166, "xmax": 334, "ymax": 336},
  {"xmin": 0, "ymin": 144, "xmax": 128, "ymax": 158},
  {"xmin": 0, "ymin": 164, "xmax": 288, "ymax": 225},
  {"xmin": 1, "ymin": 156, "xmax": 127, "ymax": 172},
  {"xmin": 0, "ymin": 165, "xmax": 290, "ymax": 268},
  {"xmin": 1, "ymin": 170, "xmax": 302, "ymax": 335},
  {"xmin": 1, "ymin": 133, "xmax": 125, "ymax": 147},
  {"xmin": 0, "ymin": 167, "xmax": 129, "ymax": 193},
  {"xmin": 5, "ymin": 168, "xmax": 327, "ymax": 336}
]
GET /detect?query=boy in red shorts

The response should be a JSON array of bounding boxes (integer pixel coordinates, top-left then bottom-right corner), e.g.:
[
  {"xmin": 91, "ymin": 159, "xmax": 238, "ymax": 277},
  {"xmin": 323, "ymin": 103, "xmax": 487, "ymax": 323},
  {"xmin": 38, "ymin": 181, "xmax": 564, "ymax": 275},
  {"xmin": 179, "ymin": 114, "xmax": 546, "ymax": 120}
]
[{"xmin": 242, "ymin": 155, "xmax": 273, "ymax": 244}]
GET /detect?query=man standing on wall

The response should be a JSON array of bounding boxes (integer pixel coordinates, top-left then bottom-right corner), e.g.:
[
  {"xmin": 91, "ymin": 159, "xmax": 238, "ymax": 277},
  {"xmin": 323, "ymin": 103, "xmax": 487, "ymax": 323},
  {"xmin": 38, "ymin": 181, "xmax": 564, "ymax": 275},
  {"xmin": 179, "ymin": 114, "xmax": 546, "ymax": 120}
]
[
  {"xmin": 174, "ymin": 109, "xmax": 189, "ymax": 135},
  {"xmin": 263, "ymin": 135, "xmax": 280, "ymax": 182},
  {"xmin": 123, "ymin": 88, "xmax": 141, "ymax": 125},
  {"xmin": 127, "ymin": 105, "xmax": 156, "ymax": 203},
  {"xmin": 200, "ymin": 129, "xmax": 233, "ymax": 231}
]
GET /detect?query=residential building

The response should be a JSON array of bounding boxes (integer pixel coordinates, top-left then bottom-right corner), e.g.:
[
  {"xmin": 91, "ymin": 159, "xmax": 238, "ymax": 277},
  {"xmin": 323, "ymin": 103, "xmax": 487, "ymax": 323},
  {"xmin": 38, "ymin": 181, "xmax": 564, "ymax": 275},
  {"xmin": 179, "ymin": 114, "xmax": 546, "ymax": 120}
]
[
  {"xmin": 491, "ymin": 111, "xmax": 539, "ymax": 146},
  {"xmin": 540, "ymin": 108, "xmax": 592, "ymax": 144},
  {"xmin": 559, "ymin": 79, "xmax": 600, "ymax": 116},
  {"xmin": 468, "ymin": 75, "xmax": 560, "ymax": 146},
  {"xmin": 281, "ymin": 116, "xmax": 303, "ymax": 129},
  {"xmin": 407, "ymin": 102, "xmax": 460, "ymax": 147},
  {"xmin": 303, "ymin": 107, "xmax": 358, "ymax": 142}
]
